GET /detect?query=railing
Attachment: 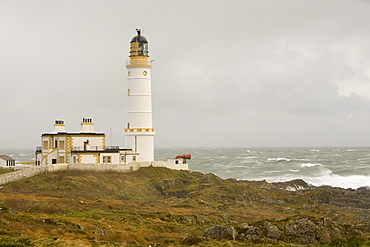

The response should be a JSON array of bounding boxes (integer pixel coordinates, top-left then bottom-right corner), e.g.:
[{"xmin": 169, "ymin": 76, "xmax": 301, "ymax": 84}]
[
  {"xmin": 72, "ymin": 146, "xmax": 120, "ymax": 151},
  {"xmin": 105, "ymin": 146, "xmax": 120, "ymax": 150},
  {"xmin": 36, "ymin": 146, "xmax": 42, "ymax": 152}
]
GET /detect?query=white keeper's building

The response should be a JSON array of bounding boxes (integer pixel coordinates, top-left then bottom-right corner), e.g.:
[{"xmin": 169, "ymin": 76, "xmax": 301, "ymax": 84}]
[{"xmin": 36, "ymin": 118, "xmax": 137, "ymax": 166}]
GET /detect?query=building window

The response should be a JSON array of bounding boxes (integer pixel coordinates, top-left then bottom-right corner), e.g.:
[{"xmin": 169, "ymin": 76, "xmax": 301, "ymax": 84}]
[
  {"xmin": 59, "ymin": 141, "xmax": 65, "ymax": 150},
  {"xmin": 52, "ymin": 159, "xmax": 57, "ymax": 164},
  {"xmin": 103, "ymin": 156, "xmax": 111, "ymax": 163},
  {"xmin": 132, "ymin": 156, "xmax": 136, "ymax": 162},
  {"xmin": 58, "ymin": 156, "xmax": 65, "ymax": 163},
  {"xmin": 43, "ymin": 141, "xmax": 49, "ymax": 149},
  {"xmin": 128, "ymin": 89, "xmax": 130, "ymax": 96}
]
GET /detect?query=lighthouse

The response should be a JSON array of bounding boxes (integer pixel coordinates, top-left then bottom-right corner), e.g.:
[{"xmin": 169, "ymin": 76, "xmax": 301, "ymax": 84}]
[
  {"xmin": 34, "ymin": 29, "xmax": 189, "ymax": 169},
  {"xmin": 124, "ymin": 29, "xmax": 155, "ymax": 162}
]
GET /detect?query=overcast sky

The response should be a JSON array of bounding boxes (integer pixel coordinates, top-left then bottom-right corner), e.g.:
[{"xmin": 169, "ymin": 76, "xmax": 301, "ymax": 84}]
[{"xmin": 1, "ymin": 0, "xmax": 370, "ymax": 149}]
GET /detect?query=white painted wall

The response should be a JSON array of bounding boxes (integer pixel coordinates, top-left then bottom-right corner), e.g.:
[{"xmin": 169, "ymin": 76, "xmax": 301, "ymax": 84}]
[
  {"xmin": 71, "ymin": 135, "xmax": 105, "ymax": 149},
  {"xmin": 0, "ymin": 158, "xmax": 7, "ymax": 167},
  {"xmin": 79, "ymin": 154, "xmax": 97, "ymax": 163},
  {"xmin": 125, "ymin": 66, "xmax": 155, "ymax": 162}
]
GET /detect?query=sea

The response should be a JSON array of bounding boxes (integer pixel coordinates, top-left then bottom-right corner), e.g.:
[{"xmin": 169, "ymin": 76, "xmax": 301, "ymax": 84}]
[{"xmin": 1, "ymin": 147, "xmax": 370, "ymax": 189}]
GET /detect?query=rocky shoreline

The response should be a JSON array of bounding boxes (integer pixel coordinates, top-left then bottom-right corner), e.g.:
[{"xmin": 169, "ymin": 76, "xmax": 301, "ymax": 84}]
[
  {"xmin": 0, "ymin": 166, "xmax": 369, "ymax": 246},
  {"xmin": 155, "ymin": 171, "xmax": 370, "ymax": 245}
]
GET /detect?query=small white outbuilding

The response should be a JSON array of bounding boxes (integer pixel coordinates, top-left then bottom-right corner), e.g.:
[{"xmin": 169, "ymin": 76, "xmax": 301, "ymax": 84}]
[{"xmin": 0, "ymin": 154, "xmax": 15, "ymax": 167}]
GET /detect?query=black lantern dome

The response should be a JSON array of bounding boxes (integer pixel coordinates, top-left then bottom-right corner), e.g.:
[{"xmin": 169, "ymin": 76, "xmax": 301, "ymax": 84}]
[{"xmin": 129, "ymin": 29, "xmax": 149, "ymax": 57}]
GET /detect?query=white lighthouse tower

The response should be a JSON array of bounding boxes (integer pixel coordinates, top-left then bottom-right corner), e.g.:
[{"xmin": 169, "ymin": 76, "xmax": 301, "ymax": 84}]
[{"xmin": 124, "ymin": 29, "xmax": 155, "ymax": 162}]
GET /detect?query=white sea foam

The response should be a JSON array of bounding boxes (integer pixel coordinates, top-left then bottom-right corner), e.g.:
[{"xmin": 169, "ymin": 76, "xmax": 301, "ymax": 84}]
[
  {"xmin": 236, "ymin": 156, "xmax": 259, "ymax": 159},
  {"xmin": 267, "ymin": 158, "xmax": 291, "ymax": 162},
  {"xmin": 301, "ymin": 163, "xmax": 323, "ymax": 168},
  {"xmin": 305, "ymin": 174, "xmax": 370, "ymax": 189},
  {"xmin": 262, "ymin": 168, "xmax": 370, "ymax": 189}
]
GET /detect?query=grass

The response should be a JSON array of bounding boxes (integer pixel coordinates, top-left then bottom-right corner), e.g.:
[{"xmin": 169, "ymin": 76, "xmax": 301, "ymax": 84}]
[
  {"xmin": 0, "ymin": 167, "xmax": 15, "ymax": 175},
  {"xmin": 0, "ymin": 166, "xmax": 369, "ymax": 246}
]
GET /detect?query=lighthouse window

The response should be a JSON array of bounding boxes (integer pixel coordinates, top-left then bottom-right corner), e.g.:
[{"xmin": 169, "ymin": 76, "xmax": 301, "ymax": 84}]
[
  {"xmin": 139, "ymin": 43, "xmax": 149, "ymax": 56},
  {"xmin": 128, "ymin": 89, "xmax": 130, "ymax": 96}
]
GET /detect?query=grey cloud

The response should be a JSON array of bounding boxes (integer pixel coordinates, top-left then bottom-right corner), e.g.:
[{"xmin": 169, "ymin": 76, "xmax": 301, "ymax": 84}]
[{"xmin": 1, "ymin": 0, "xmax": 370, "ymax": 148}]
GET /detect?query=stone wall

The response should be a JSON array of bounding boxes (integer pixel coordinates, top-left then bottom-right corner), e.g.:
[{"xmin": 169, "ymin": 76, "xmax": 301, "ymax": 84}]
[
  {"xmin": 0, "ymin": 163, "xmax": 142, "ymax": 185},
  {"xmin": 0, "ymin": 160, "xmax": 189, "ymax": 186},
  {"xmin": 0, "ymin": 164, "xmax": 68, "ymax": 185}
]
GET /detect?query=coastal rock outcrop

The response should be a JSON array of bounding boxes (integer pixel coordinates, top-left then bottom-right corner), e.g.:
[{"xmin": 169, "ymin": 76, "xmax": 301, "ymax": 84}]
[
  {"xmin": 203, "ymin": 225, "xmax": 237, "ymax": 240},
  {"xmin": 263, "ymin": 221, "xmax": 281, "ymax": 239},
  {"xmin": 238, "ymin": 224, "xmax": 263, "ymax": 241},
  {"xmin": 285, "ymin": 218, "xmax": 320, "ymax": 245}
]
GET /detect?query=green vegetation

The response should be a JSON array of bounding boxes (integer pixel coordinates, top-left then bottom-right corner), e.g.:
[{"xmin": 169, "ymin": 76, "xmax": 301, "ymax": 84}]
[
  {"xmin": 0, "ymin": 167, "xmax": 15, "ymax": 175},
  {"xmin": 0, "ymin": 166, "xmax": 369, "ymax": 246}
]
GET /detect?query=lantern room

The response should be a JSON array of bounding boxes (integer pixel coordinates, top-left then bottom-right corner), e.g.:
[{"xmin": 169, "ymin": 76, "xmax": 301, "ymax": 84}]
[{"xmin": 129, "ymin": 29, "xmax": 149, "ymax": 57}]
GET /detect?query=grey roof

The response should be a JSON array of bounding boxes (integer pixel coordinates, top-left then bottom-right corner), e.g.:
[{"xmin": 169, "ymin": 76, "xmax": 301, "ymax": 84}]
[
  {"xmin": 0, "ymin": 154, "xmax": 15, "ymax": 161},
  {"xmin": 41, "ymin": 132, "xmax": 105, "ymax": 136}
]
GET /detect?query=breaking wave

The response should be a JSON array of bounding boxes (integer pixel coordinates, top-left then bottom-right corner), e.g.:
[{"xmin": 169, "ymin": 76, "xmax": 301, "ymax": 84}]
[
  {"xmin": 301, "ymin": 163, "xmax": 323, "ymax": 168},
  {"xmin": 267, "ymin": 157, "xmax": 291, "ymax": 162}
]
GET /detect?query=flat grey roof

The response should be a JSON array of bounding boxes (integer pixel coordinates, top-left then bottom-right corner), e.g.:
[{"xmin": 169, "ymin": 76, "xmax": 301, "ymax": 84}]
[{"xmin": 0, "ymin": 154, "xmax": 15, "ymax": 161}]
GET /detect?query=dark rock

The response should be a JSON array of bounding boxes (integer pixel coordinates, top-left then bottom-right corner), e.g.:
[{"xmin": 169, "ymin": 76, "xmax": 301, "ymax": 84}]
[
  {"xmin": 203, "ymin": 225, "xmax": 237, "ymax": 240},
  {"xmin": 285, "ymin": 218, "xmax": 320, "ymax": 245},
  {"xmin": 313, "ymin": 187, "xmax": 370, "ymax": 209},
  {"xmin": 263, "ymin": 222, "xmax": 281, "ymax": 239},
  {"xmin": 179, "ymin": 214, "xmax": 199, "ymax": 225},
  {"xmin": 200, "ymin": 173, "xmax": 223, "ymax": 184},
  {"xmin": 238, "ymin": 225, "xmax": 263, "ymax": 241},
  {"xmin": 155, "ymin": 179, "xmax": 190, "ymax": 198},
  {"xmin": 155, "ymin": 179, "xmax": 184, "ymax": 192}
]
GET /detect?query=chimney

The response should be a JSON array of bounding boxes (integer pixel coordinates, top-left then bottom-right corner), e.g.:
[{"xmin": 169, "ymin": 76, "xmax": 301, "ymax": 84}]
[
  {"xmin": 80, "ymin": 118, "xmax": 95, "ymax": 133},
  {"xmin": 53, "ymin": 120, "xmax": 67, "ymax": 133}
]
